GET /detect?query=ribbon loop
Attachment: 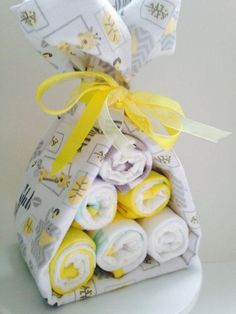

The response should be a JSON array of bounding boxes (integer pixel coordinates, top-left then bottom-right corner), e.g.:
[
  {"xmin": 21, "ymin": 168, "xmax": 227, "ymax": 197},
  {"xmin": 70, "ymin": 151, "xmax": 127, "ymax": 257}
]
[{"xmin": 36, "ymin": 71, "xmax": 119, "ymax": 116}]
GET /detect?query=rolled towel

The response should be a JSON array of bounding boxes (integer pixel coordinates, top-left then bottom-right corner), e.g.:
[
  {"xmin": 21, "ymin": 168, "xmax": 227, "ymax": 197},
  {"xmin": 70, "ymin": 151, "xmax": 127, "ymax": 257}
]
[
  {"xmin": 90, "ymin": 214, "xmax": 147, "ymax": 278},
  {"xmin": 118, "ymin": 171, "xmax": 171, "ymax": 219},
  {"xmin": 139, "ymin": 207, "xmax": 189, "ymax": 263},
  {"xmin": 99, "ymin": 135, "xmax": 152, "ymax": 192},
  {"xmin": 49, "ymin": 227, "xmax": 96, "ymax": 295},
  {"xmin": 73, "ymin": 179, "xmax": 117, "ymax": 230}
]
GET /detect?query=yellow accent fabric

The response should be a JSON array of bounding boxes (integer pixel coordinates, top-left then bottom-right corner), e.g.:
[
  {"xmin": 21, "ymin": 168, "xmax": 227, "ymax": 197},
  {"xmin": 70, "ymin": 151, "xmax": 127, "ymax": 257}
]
[
  {"xmin": 60, "ymin": 256, "xmax": 79, "ymax": 279},
  {"xmin": 71, "ymin": 220, "xmax": 82, "ymax": 230},
  {"xmin": 36, "ymin": 71, "xmax": 231, "ymax": 174},
  {"xmin": 23, "ymin": 217, "xmax": 34, "ymax": 235},
  {"xmin": 87, "ymin": 206, "xmax": 98, "ymax": 217},
  {"xmin": 118, "ymin": 171, "xmax": 171, "ymax": 219},
  {"xmin": 49, "ymin": 227, "xmax": 96, "ymax": 295},
  {"xmin": 112, "ymin": 212, "xmax": 126, "ymax": 223},
  {"xmin": 165, "ymin": 18, "xmax": 177, "ymax": 35},
  {"xmin": 38, "ymin": 229, "xmax": 55, "ymax": 247},
  {"xmin": 113, "ymin": 268, "xmax": 125, "ymax": 278},
  {"xmin": 142, "ymin": 185, "xmax": 164, "ymax": 200},
  {"xmin": 107, "ymin": 246, "xmax": 116, "ymax": 256}
]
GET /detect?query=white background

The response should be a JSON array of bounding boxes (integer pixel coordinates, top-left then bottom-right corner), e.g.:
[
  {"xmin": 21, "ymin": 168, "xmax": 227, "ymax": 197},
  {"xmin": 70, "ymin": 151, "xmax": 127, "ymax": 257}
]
[{"xmin": 0, "ymin": 0, "xmax": 235, "ymax": 313}]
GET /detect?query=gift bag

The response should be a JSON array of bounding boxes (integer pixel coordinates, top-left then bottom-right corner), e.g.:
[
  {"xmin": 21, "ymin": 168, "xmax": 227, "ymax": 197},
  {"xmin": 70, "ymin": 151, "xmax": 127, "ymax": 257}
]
[{"xmin": 11, "ymin": 0, "xmax": 228, "ymax": 307}]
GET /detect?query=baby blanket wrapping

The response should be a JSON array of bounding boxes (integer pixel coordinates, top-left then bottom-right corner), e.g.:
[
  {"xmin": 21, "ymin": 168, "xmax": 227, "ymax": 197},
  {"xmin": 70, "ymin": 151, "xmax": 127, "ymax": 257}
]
[{"xmin": 11, "ymin": 0, "xmax": 206, "ymax": 307}]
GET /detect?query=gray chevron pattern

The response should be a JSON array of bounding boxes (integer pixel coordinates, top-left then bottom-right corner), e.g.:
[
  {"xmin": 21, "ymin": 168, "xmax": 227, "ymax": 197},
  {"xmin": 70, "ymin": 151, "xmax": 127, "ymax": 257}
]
[
  {"xmin": 111, "ymin": 0, "xmax": 132, "ymax": 10},
  {"xmin": 31, "ymin": 217, "xmax": 61, "ymax": 268},
  {"xmin": 169, "ymin": 174, "xmax": 188, "ymax": 209},
  {"xmin": 131, "ymin": 27, "xmax": 155, "ymax": 74},
  {"xmin": 17, "ymin": 233, "xmax": 27, "ymax": 258},
  {"xmin": 180, "ymin": 249, "xmax": 195, "ymax": 266},
  {"xmin": 181, "ymin": 232, "xmax": 199, "ymax": 265},
  {"xmin": 160, "ymin": 33, "xmax": 176, "ymax": 52}
]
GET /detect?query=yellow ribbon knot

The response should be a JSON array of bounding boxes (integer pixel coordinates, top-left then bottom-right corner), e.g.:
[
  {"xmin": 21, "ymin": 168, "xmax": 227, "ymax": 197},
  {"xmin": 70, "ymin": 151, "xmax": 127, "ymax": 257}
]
[{"xmin": 36, "ymin": 71, "xmax": 230, "ymax": 174}]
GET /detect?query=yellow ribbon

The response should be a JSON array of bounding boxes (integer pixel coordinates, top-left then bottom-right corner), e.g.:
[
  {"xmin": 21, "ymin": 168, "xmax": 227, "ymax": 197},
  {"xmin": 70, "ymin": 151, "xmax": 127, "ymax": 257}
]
[{"xmin": 36, "ymin": 71, "xmax": 231, "ymax": 174}]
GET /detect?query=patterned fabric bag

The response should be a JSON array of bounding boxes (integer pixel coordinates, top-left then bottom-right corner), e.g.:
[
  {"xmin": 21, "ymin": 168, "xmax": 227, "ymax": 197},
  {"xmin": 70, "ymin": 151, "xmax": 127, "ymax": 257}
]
[{"xmin": 12, "ymin": 0, "xmax": 201, "ymax": 306}]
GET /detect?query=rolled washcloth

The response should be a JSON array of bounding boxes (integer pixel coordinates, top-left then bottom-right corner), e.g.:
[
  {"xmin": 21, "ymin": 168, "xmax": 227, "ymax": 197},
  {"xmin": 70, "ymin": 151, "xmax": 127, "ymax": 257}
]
[
  {"xmin": 99, "ymin": 135, "xmax": 152, "ymax": 192},
  {"xmin": 139, "ymin": 207, "xmax": 189, "ymax": 263},
  {"xmin": 90, "ymin": 214, "xmax": 147, "ymax": 278},
  {"xmin": 73, "ymin": 179, "xmax": 117, "ymax": 230},
  {"xmin": 49, "ymin": 227, "xmax": 96, "ymax": 295},
  {"xmin": 118, "ymin": 171, "xmax": 171, "ymax": 219}
]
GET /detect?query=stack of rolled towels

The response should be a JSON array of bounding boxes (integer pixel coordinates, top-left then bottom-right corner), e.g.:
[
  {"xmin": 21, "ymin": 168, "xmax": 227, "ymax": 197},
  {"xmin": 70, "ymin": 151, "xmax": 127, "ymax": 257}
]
[{"xmin": 49, "ymin": 135, "xmax": 189, "ymax": 295}]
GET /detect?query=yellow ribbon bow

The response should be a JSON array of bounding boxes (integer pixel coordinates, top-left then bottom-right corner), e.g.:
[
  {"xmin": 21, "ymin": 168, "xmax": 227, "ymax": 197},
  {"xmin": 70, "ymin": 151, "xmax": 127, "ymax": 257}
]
[{"xmin": 36, "ymin": 71, "xmax": 230, "ymax": 174}]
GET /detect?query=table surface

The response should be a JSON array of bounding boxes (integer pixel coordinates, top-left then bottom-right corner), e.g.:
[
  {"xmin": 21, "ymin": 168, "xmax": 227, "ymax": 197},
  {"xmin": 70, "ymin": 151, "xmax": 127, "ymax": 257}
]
[{"xmin": 0, "ymin": 242, "xmax": 202, "ymax": 314}]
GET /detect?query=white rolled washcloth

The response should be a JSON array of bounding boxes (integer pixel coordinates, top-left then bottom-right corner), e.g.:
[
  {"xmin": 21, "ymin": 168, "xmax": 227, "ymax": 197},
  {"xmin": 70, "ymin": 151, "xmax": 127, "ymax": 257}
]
[
  {"xmin": 139, "ymin": 207, "xmax": 189, "ymax": 263},
  {"xmin": 90, "ymin": 213, "xmax": 148, "ymax": 278},
  {"xmin": 73, "ymin": 179, "xmax": 117, "ymax": 230},
  {"xmin": 99, "ymin": 135, "xmax": 152, "ymax": 192}
]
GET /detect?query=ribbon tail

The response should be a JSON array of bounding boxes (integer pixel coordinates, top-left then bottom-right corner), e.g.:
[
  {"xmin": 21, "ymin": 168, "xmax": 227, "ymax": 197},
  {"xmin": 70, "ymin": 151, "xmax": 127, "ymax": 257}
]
[
  {"xmin": 98, "ymin": 103, "xmax": 134, "ymax": 153},
  {"xmin": 182, "ymin": 118, "xmax": 231, "ymax": 143},
  {"xmin": 51, "ymin": 90, "xmax": 109, "ymax": 174},
  {"xmin": 136, "ymin": 100, "xmax": 231, "ymax": 145}
]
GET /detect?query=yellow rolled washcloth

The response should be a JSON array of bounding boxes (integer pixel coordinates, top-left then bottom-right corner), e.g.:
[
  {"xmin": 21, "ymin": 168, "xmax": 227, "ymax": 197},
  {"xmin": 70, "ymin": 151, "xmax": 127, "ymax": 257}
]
[
  {"xmin": 118, "ymin": 171, "xmax": 171, "ymax": 219},
  {"xmin": 49, "ymin": 227, "xmax": 96, "ymax": 295}
]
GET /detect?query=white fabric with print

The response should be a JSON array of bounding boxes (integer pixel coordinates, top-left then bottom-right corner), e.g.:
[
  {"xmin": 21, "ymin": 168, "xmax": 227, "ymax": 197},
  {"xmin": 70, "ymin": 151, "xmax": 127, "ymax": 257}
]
[{"xmin": 11, "ymin": 0, "xmax": 181, "ymax": 79}]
